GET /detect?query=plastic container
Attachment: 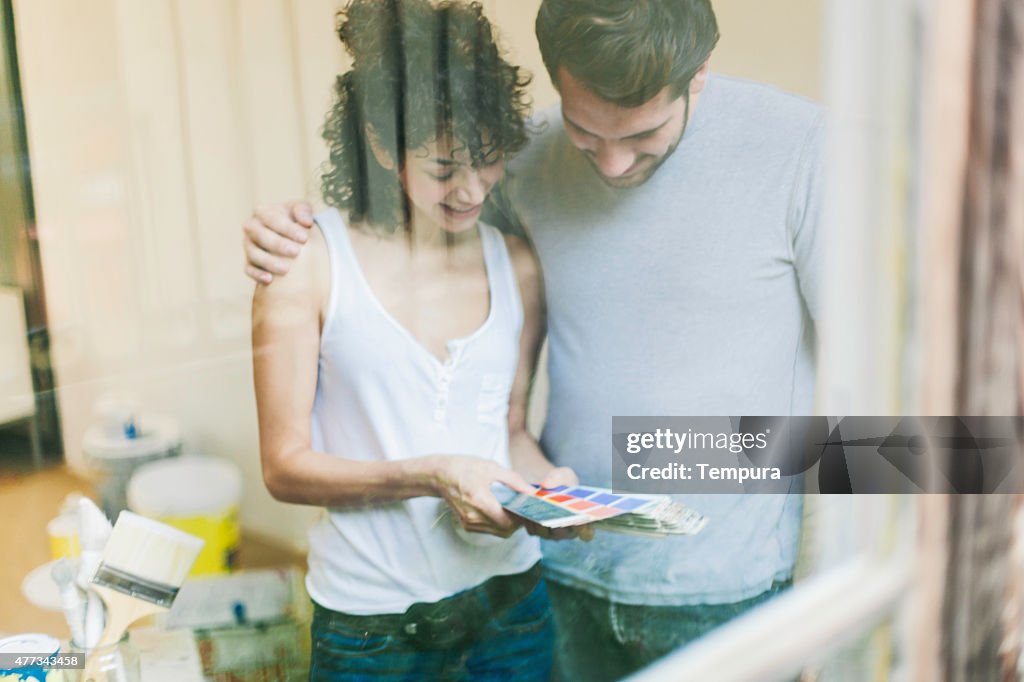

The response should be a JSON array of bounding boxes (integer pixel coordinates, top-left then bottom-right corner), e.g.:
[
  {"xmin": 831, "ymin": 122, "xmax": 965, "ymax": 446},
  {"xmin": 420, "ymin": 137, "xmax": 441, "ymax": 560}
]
[
  {"xmin": 46, "ymin": 514, "xmax": 80, "ymax": 560},
  {"xmin": 82, "ymin": 414, "xmax": 181, "ymax": 518},
  {"xmin": 0, "ymin": 633, "xmax": 66, "ymax": 682},
  {"xmin": 127, "ymin": 455, "xmax": 242, "ymax": 576},
  {"xmin": 93, "ymin": 394, "xmax": 140, "ymax": 441}
]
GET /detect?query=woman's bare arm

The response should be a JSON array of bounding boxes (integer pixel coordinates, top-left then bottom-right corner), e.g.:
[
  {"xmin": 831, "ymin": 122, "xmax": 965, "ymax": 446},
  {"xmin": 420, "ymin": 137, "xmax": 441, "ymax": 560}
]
[
  {"xmin": 503, "ymin": 234, "xmax": 577, "ymax": 487},
  {"xmin": 504, "ymin": 234, "xmax": 591, "ymax": 541},
  {"xmin": 252, "ymin": 225, "xmax": 436, "ymax": 506}
]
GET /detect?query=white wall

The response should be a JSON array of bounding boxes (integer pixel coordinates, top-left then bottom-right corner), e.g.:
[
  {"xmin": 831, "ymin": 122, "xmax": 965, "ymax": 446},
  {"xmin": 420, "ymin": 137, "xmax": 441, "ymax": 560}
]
[
  {"xmin": 13, "ymin": 0, "xmax": 346, "ymax": 550},
  {"xmin": 713, "ymin": 0, "xmax": 823, "ymax": 101},
  {"xmin": 13, "ymin": 0, "xmax": 822, "ymax": 551}
]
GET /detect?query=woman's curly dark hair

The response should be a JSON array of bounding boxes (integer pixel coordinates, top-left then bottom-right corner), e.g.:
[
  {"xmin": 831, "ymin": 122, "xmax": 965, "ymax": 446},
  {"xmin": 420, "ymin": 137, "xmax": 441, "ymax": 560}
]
[{"xmin": 321, "ymin": 0, "xmax": 532, "ymax": 233}]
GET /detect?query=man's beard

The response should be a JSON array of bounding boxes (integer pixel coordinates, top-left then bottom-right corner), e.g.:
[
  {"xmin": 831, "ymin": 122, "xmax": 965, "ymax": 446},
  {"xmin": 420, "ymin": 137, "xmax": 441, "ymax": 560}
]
[
  {"xmin": 589, "ymin": 92, "xmax": 690, "ymax": 189},
  {"xmin": 591, "ymin": 134, "xmax": 683, "ymax": 188}
]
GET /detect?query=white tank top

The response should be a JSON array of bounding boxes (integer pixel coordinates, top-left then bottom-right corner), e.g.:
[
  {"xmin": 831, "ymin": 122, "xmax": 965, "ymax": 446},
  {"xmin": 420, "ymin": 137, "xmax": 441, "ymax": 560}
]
[{"xmin": 305, "ymin": 208, "xmax": 541, "ymax": 615}]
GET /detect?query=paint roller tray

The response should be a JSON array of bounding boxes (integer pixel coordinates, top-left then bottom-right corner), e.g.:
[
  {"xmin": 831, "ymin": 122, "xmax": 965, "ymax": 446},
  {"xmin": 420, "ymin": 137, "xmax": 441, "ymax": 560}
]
[
  {"xmin": 167, "ymin": 568, "xmax": 311, "ymax": 682},
  {"xmin": 165, "ymin": 568, "xmax": 304, "ymax": 629}
]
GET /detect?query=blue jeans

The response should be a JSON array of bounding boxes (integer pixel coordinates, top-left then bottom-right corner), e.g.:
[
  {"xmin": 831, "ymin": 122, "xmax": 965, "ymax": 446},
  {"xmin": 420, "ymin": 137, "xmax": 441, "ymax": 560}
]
[
  {"xmin": 309, "ymin": 578, "xmax": 553, "ymax": 681},
  {"xmin": 548, "ymin": 579, "xmax": 792, "ymax": 682}
]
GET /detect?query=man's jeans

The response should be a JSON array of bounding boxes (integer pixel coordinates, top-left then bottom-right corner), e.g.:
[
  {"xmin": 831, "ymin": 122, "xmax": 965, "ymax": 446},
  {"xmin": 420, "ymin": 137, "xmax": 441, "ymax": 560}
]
[
  {"xmin": 548, "ymin": 579, "xmax": 792, "ymax": 682},
  {"xmin": 309, "ymin": 578, "xmax": 553, "ymax": 681}
]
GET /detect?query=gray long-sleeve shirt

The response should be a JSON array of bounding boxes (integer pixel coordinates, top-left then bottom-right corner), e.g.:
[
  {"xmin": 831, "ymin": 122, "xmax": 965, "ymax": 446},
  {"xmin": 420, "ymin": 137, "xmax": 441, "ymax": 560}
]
[{"xmin": 486, "ymin": 73, "xmax": 826, "ymax": 605}]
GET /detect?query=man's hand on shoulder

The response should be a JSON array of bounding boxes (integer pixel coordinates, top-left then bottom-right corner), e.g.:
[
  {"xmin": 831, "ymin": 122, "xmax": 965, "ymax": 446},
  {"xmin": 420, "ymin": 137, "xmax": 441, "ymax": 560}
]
[
  {"xmin": 251, "ymin": 221, "xmax": 328, "ymax": 342},
  {"xmin": 243, "ymin": 200, "xmax": 315, "ymax": 284}
]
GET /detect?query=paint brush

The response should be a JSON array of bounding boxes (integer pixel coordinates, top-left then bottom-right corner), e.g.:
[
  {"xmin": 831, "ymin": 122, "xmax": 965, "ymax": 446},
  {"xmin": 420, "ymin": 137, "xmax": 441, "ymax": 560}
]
[
  {"xmin": 83, "ymin": 511, "xmax": 203, "ymax": 680},
  {"xmin": 77, "ymin": 498, "xmax": 113, "ymax": 649},
  {"xmin": 51, "ymin": 557, "xmax": 87, "ymax": 647}
]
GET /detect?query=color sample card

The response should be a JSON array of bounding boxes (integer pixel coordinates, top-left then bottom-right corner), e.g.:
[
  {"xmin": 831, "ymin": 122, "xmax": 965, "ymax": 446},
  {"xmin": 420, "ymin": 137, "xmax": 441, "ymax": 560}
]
[
  {"xmin": 611, "ymin": 498, "xmax": 649, "ymax": 512},
  {"xmin": 491, "ymin": 483, "xmax": 658, "ymax": 528},
  {"xmin": 490, "ymin": 483, "xmax": 708, "ymax": 536},
  {"xmin": 501, "ymin": 494, "xmax": 578, "ymax": 523}
]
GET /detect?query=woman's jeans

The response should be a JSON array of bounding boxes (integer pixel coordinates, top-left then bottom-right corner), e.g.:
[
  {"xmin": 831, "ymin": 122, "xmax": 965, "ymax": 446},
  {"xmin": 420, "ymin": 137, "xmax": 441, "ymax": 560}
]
[{"xmin": 309, "ymin": 576, "xmax": 553, "ymax": 681}]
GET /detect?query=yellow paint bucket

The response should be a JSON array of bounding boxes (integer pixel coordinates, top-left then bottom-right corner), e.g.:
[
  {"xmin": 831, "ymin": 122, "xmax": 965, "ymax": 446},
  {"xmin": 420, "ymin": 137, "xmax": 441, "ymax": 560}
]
[
  {"xmin": 46, "ymin": 514, "xmax": 80, "ymax": 560},
  {"xmin": 127, "ymin": 455, "xmax": 242, "ymax": 576}
]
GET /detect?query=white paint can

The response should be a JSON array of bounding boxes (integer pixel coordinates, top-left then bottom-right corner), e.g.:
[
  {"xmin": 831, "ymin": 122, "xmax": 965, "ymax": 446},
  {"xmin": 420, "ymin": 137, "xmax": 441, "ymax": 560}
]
[{"xmin": 0, "ymin": 634, "xmax": 67, "ymax": 682}]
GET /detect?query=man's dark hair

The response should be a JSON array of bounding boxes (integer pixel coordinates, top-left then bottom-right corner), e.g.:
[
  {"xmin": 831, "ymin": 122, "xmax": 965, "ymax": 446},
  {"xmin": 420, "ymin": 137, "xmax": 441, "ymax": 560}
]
[
  {"xmin": 321, "ymin": 0, "xmax": 531, "ymax": 232},
  {"xmin": 536, "ymin": 0, "xmax": 720, "ymax": 107}
]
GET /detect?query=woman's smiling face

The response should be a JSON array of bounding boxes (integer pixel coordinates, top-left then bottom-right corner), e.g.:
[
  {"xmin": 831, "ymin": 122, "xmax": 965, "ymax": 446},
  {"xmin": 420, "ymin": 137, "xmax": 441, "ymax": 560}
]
[{"xmin": 401, "ymin": 137, "xmax": 506, "ymax": 235}]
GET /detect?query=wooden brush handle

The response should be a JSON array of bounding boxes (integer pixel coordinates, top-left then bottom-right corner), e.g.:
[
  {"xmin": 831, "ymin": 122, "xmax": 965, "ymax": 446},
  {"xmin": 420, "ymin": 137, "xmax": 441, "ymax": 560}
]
[{"xmin": 82, "ymin": 585, "xmax": 167, "ymax": 682}]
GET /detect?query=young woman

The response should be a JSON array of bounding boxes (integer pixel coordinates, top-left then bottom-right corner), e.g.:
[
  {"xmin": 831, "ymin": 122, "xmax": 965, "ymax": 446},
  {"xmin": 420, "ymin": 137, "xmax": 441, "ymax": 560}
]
[{"xmin": 251, "ymin": 1, "xmax": 577, "ymax": 679}]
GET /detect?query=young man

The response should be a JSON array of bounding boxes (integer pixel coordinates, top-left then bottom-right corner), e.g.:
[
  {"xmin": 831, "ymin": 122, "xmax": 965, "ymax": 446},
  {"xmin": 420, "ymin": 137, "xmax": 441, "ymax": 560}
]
[{"xmin": 243, "ymin": 1, "xmax": 825, "ymax": 679}]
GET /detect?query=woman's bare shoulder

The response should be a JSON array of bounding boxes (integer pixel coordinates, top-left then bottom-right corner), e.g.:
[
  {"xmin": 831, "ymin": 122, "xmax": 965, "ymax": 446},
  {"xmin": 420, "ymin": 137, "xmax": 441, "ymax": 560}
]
[
  {"xmin": 501, "ymin": 233, "xmax": 540, "ymax": 282},
  {"xmin": 253, "ymin": 220, "xmax": 329, "ymax": 313},
  {"xmin": 500, "ymin": 232, "xmax": 544, "ymax": 318}
]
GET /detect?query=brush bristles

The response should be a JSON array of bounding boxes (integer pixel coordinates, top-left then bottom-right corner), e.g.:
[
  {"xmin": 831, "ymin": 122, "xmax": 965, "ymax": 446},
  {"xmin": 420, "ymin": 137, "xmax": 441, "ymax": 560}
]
[
  {"xmin": 98, "ymin": 511, "xmax": 204, "ymax": 589},
  {"xmin": 78, "ymin": 497, "xmax": 112, "ymax": 551}
]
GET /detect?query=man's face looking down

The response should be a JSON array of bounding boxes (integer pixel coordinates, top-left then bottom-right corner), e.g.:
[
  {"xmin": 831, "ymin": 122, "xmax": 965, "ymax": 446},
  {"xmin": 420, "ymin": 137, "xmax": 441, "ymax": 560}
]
[{"xmin": 557, "ymin": 63, "xmax": 709, "ymax": 189}]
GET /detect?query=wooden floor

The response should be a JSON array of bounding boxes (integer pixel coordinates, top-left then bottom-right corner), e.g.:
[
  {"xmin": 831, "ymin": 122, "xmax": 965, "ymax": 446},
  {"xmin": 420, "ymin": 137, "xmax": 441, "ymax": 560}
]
[{"xmin": 0, "ymin": 463, "xmax": 304, "ymax": 638}]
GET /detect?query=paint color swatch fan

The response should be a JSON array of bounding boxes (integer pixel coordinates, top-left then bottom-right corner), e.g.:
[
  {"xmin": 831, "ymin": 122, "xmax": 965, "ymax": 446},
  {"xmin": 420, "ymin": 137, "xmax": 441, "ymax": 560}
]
[
  {"xmin": 84, "ymin": 511, "xmax": 204, "ymax": 681},
  {"xmin": 494, "ymin": 484, "xmax": 708, "ymax": 537}
]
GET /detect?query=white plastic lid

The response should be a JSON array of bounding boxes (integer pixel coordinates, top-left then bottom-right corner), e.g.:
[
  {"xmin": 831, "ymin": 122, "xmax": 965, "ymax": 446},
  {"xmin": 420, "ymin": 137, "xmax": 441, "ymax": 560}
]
[
  {"xmin": 0, "ymin": 633, "xmax": 60, "ymax": 655},
  {"xmin": 127, "ymin": 455, "xmax": 242, "ymax": 517},
  {"xmin": 82, "ymin": 414, "xmax": 181, "ymax": 460}
]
